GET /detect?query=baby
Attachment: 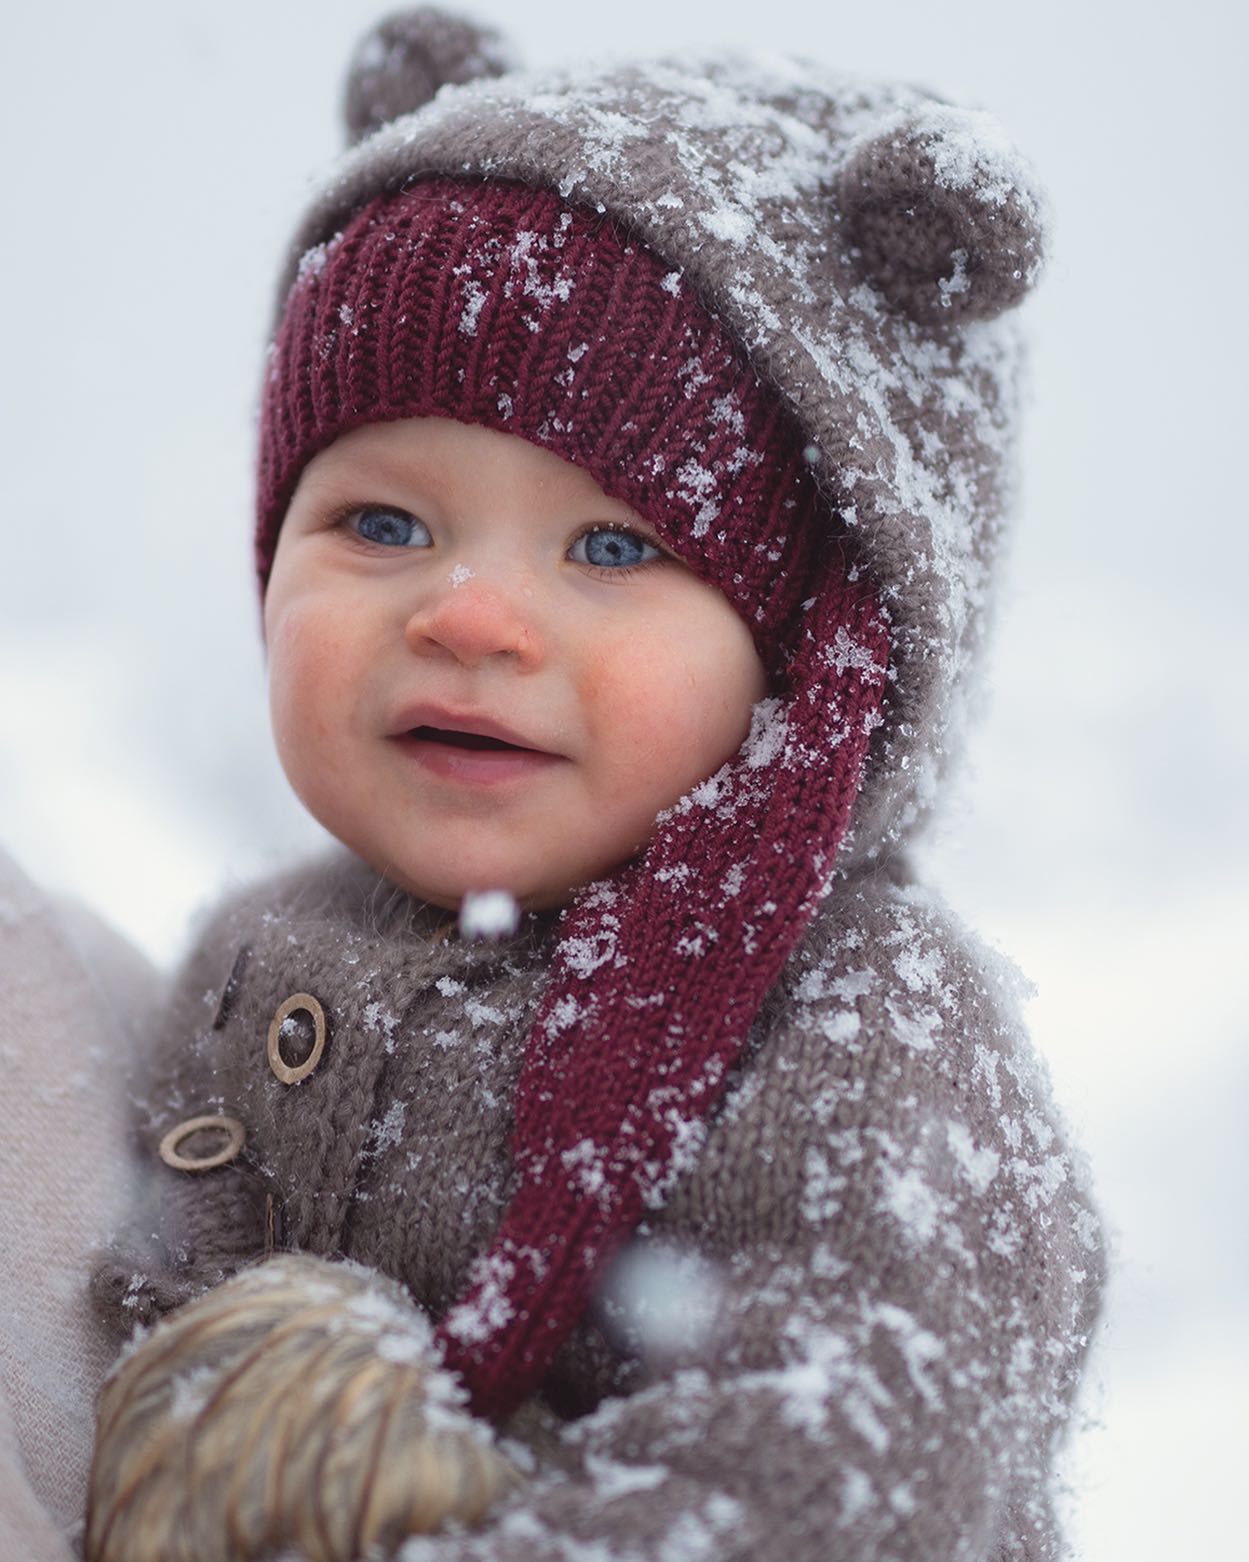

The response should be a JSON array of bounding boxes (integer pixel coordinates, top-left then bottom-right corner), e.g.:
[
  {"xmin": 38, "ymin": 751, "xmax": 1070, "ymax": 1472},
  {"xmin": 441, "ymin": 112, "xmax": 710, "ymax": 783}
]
[{"xmin": 86, "ymin": 9, "xmax": 1103, "ymax": 1561}]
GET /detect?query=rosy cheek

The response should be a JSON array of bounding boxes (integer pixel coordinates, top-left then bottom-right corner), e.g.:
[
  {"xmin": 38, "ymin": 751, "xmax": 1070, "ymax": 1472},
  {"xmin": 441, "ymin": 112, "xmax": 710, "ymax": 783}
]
[
  {"xmin": 575, "ymin": 634, "xmax": 713, "ymax": 795},
  {"xmin": 579, "ymin": 633, "xmax": 663, "ymax": 725},
  {"xmin": 267, "ymin": 603, "xmax": 342, "ymax": 751}
]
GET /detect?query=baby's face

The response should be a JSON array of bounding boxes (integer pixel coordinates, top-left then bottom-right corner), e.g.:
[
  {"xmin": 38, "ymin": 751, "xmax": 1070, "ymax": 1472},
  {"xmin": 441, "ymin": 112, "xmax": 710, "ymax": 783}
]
[{"xmin": 264, "ymin": 417, "xmax": 766, "ymax": 910}]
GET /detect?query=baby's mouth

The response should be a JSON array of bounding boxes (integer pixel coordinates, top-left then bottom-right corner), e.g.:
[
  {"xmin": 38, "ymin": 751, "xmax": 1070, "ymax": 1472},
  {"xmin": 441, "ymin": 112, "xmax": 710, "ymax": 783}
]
[
  {"xmin": 388, "ymin": 705, "xmax": 563, "ymax": 776},
  {"xmin": 408, "ymin": 725, "xmax": 532, "ymax": 753},
  {"xmin": 393, "ymin": 721, "xmax": 563, "ymax": 785}
]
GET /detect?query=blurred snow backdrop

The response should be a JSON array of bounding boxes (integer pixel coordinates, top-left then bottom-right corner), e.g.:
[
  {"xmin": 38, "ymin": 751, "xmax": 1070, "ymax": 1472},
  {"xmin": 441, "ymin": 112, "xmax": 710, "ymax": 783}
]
[{"xmin": 2, "ymin": 1, "xmax": 1245, "ymax": 1555}]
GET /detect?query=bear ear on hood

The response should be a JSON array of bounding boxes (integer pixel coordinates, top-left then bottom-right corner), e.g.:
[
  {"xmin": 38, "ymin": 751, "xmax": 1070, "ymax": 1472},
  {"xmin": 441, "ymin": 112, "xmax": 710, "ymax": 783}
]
[
  {"xmin": 835, "ymin": 103, "xmax": 1047, "ymax": 325},
  {"xmin": 343, "ymin": 6, "xmax": 516, "ymax": 147}
]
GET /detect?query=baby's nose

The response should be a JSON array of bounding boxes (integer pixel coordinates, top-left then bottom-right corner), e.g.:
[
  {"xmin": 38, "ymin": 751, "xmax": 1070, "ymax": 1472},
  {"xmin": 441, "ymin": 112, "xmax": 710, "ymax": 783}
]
[{"xmin": 404, "ymin": 574, "xmax": 541, "ymax": 667}]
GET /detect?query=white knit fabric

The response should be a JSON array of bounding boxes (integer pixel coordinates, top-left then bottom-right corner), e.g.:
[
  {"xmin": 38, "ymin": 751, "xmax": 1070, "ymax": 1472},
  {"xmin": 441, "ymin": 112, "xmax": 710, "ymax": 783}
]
[{"xmin": 0, "ymin": 847, "xmax": 156, "ymax": 1557}]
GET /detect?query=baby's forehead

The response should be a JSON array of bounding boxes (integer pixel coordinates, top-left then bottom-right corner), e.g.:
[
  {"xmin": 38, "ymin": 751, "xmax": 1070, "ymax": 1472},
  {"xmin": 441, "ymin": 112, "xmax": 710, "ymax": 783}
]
[{"xmin": 297, "ymin": 417, "xmax": 647, "ymax": 519}]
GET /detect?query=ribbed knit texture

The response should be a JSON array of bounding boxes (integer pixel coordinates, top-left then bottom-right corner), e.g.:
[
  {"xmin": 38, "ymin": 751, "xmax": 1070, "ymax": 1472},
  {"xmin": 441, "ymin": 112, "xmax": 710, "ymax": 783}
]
[
  {"xmin": 258, "ymin": 177, "xmax": 889, "ymax": 1420},
  {"xmin": 437, "ymin": 575, "xmax": 887, "ymax": 1417},
  {"xmin": 94, "ymin": 844, "xmax": 1104, "ymax": 1561},
  {"xmin": 258, "ymin": 180, "xmax": 816, "ymax": 659}
]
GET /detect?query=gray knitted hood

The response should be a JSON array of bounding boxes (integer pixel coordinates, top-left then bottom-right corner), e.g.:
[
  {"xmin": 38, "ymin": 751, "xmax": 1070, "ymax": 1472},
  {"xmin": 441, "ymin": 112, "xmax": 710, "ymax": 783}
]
[{"xmin": 270, "ymin": 7, "xmax": 1047, "ymax": 867}]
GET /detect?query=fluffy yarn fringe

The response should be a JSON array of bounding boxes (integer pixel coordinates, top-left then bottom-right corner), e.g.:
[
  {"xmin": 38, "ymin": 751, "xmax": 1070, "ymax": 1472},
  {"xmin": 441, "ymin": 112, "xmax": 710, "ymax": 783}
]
[{"xmin": 85, "ymin": 1255, "xmax": 518, "ymax": 1562}]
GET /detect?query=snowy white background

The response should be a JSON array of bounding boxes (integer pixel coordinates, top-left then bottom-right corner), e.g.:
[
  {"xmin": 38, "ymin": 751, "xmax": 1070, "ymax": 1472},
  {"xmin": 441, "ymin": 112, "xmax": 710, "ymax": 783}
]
[{"xmin": 2, "ymin": 2, "xmax": 1245, "ymax": 1556}]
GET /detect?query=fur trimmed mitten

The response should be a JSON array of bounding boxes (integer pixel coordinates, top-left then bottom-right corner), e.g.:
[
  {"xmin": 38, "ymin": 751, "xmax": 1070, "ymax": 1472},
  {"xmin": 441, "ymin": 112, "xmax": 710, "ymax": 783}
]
[{"xmin": 84, "ymin": 1256, "xmax": 518, "ymax": 1562}]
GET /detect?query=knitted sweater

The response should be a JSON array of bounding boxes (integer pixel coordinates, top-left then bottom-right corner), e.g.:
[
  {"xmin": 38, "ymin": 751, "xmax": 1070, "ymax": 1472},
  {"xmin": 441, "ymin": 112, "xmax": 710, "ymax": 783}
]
[{"xmin": 96, "ymin": 846, "xmax": 1102, "ymax": 1561}]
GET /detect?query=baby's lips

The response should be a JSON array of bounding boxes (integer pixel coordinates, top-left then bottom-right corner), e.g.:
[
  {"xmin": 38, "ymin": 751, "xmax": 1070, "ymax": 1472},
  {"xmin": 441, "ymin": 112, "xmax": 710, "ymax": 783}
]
[{"xmin": 389, "ymin": 700, "xmax": 561, "ymax": 755}]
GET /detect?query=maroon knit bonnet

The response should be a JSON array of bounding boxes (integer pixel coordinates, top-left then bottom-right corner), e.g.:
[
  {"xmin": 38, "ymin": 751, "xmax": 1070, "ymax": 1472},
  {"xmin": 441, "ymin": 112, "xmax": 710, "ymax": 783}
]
[
  {"xmin": 257, "ymin": 174, "xmax": 889, "ymax": 1421},
  {"xmin": 259, "ymin": 178, "xmax": 835, "ymax": 666}
]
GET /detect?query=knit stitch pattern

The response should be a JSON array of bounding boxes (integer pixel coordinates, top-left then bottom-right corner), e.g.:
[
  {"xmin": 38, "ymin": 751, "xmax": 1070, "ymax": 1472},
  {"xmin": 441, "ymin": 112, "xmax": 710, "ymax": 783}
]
[
  {"xmin": 258, "ymin": 180, "xmax": 816, "ymax": 664},
  {"xmin": 258, "ymin": 175, "xmax": 892, "ymax": 1416},
  {"xmin": 438, "ymin": 577, "xmax": 888, "ymax": 1416},
  {"xmin": 94, "ymin": 848, "xmax": 1103, "ymax": 1559}
]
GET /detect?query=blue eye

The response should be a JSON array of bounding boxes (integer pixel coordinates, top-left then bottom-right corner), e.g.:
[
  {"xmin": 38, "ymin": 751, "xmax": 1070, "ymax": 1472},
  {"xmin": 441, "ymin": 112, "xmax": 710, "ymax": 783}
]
[
  {"xmin": 571, "ymin": 528, "xmax": 661, "ymax": 569},
  {"xmin": 350, "ymin": 507, "xmax": 432, "ymax": 548}
]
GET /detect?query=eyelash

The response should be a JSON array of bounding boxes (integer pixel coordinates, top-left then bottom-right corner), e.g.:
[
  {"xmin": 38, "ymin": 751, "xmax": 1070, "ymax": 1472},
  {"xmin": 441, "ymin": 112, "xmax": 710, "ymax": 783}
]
[
  {"xmin": 328, "ymin": 503, "xmax": 427, "ymax": 551},
  {"xmin": 327, "ymin": 505, "xmax": 668, "ymax": 578},
  {"xmin": 567, "ymin": 524, "xmax": 667, "ymax": 582}
]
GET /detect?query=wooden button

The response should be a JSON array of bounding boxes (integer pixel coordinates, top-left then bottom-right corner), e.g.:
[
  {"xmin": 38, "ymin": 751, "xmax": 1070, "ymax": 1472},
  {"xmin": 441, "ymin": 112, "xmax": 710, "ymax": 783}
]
[
  {"xmin": 267, "ymin": 992, "xmax": 328, "ymax": 1085},
  {"xmin": 158, "ymin": 1114, "xmax": 246, "ymax": 1172}
]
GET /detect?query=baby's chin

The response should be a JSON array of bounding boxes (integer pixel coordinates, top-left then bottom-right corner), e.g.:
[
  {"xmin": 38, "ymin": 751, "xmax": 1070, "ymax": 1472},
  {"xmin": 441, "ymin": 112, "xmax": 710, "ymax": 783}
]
[
  {"xmin": 348, "ymin": 846, "xmax": 580, "ymax": 916},
  {"xmin": 349, "ymin": 841, "xmax": 655, "ymax": 919}
]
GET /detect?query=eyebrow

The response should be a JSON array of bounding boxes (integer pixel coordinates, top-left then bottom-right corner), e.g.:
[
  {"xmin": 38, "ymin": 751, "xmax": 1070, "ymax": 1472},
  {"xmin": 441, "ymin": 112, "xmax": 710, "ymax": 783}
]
[
  {"xmin": 528, "ymin": 459, "xmax": 648, "ymax": 519},
  {"xmin": 293, "ymin": 442, "xmax": 651, "ymax": 528},
  {"xmin": 295, "ymin": 449, "xmax": 441, "ymax": 501}
]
